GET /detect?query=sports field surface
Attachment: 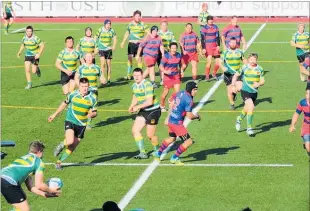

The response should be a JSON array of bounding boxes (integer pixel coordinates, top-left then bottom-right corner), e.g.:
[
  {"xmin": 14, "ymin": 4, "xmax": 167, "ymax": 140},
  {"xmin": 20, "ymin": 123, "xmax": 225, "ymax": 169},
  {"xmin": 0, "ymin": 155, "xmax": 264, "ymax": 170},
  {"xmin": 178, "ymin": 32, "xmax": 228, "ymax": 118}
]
[{"xmin": 1, "ymin": 21, "xmax": 309, "ymax": 211}]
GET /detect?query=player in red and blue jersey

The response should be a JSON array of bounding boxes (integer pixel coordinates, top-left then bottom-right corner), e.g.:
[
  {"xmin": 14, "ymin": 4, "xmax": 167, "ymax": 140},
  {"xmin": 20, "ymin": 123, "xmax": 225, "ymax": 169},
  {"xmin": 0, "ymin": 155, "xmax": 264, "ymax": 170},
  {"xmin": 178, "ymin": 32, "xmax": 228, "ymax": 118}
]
[
  {"xmin": 137, "ymin": 25, "xmax": 164, "ymax": 88},
  {"xmin": 290, "ymin": 86, "xmax": 310, "ymax": 156},
  {"xmin": 221, "ymin": 16, "xmax": 246, "ymax": 51},
  {"xmin": 159, "ymin": 42, "xmax": 182, "ymax": 111},
  {"xmin": 179, "ymin": 23, "xmax": 202, "ymax": 81},
  {"xmin": 299, "ymin": 54, "xmax": 310, "ymax": 85},
  {"xmin": 200, "ymin": 16, "xmax": 221, "ymax": 81},
  {"xmin": 154, "ymin": 81, "xmax": 200, "ymax": 165}
]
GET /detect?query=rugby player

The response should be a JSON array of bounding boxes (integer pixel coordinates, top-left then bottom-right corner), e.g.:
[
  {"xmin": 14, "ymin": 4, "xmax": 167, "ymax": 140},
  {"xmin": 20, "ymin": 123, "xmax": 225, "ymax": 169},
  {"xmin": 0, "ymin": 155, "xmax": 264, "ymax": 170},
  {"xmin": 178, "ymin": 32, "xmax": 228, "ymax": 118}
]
[
  {"xmin": 2, "ymin": 1, "xmax": 15, "ymax": 35},
  {"xmin": 76, "ymin": 27, "xmax": 96, "ymax": 64},
  {"xmin": 221, "ymin": 16, "xmax": 246, "ymax": 51},
  {"xmin": 197, "ymin": 3, "xmax": 209, "ymax": 36},
  {"xmin": 299, "ymin": 54, "xmax": 310, "ymax": 86}
]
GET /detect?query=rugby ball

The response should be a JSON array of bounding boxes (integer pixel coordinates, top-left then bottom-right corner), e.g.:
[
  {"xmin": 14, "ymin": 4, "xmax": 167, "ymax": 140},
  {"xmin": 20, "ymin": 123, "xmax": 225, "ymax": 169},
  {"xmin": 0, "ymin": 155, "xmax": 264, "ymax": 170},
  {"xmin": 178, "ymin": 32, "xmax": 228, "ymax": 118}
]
[{"xmin": 47, "ymin": 177, "xmax": 63, "ymax": 189}]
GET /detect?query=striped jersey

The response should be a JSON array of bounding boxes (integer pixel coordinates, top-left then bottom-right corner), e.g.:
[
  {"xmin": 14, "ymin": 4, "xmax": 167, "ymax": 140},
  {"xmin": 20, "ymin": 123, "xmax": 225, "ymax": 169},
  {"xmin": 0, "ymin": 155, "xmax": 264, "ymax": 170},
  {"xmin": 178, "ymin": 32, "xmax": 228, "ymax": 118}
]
[
  {"xmin": 95, "ymin": 27, "xmax": 116, "ymax": 51},
  {"xmin": 158, "ymin": 30, "xmax": 176, "ymax": 51},
  {"xmin": 291, "ymin": 31, "xmax": 310, "ymax": 56},
  {"xmin": 200, "ymin": 24, "xmax": 220, "ymax": 48},
  {"xmin": 65, "ymin": 90, "xmax": 97, "ymax": 126},
  {"xmin": 77, "ymin": 64, "xmax": 102, "ymax": 91},
  {"xmin": 1, "ymin": 153, "xmax": 45, "ymax": 185},
  {"xmin": 222, "ymin": 24, "xmax": 244, "ymax": 48},
  {"xmin": 4, "ymin": 2, "xmax": 13, "ymax": 14},
  {"xmin": 222, "ymin": 48, "xmax": 244, "ymax": 74},
  {"xmin": 78, "ymin": 37, "xmax": 96, "ymax": 57},
  {"xmin": 198, "ymin": 11, "xmax": 209, "ymax": 26},
  {"xmin": 169, "ymin": 91, "xmax": 194, "ymax": 125},
  {"xmin": 139, "ymin": 35, "xmax": 162, "ymax": 58},
  {"xmin": 126, "ymin": 21, "xmax": 148, "ymax": 42},
  {"xmin": 21, "ymin": 35, "xmax": 42, "ymax": 56},
  {"xmin": 179, "ymin": 31, "xmax": 199, "ymax": 53},
  {"xmin": 302, "ymin": 56, "xmax": 310, "ymax": 81},
  {"xmin": 57, "ymin": 48, "xmax": 81, "ymax": 72},
  {"xmin": 296, "ymin": 98, "xmax": 310, "ymax": 136},
  {"xmin": 240, "ymin": 64, "xmax": 264, "ymax": 93},
  {"xmin": 160, "ymin": 52, "xmax": 182, "ymax": 76},
  {"xmin": 132, "ymin": 79, "xmax": 159, "ymax": 111}
]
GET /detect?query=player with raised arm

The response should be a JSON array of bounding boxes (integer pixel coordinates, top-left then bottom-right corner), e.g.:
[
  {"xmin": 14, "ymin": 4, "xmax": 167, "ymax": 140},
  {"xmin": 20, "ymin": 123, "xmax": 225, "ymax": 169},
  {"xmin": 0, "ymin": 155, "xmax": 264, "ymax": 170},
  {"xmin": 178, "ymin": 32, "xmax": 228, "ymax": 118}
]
[
  {"xmin": 233, "ymin": 53, "xmax": 265, "ymax": 137},
  {"xmin": 76, "ymin": 27, "xmax": 96, "ymax": 64},
  {"xmin": 95, "ymin": 20, "xmax": 116, "ymax": 85},
  {"xmin": 17, "ymin": 26, "xmax": 45, "ymax": 90},
  {"xmin": 290, "ymin": 23, "xmax": 310, "ymax": 82},
  {"xmin": 289, "ymin": 86, "xmax": 310, "ymax": 156},
  {"xmin": 136, "ymin": 25, "xmax": 165, "ymax": 88},
  {"xmin": 120, "ymin": 10, "xmax": 149, "ymax": 80},
  {"xmin": 48, "ymin": 78, "xmax": 97, "ymax": 170},
  {"xmin": 221, "ymin": 16, "xmax": 246, "ymax": 51},
  {"xmin": 128, "ymin": 68, "xmax": 161, "ymax": 159},
  {"xmin": 1, "ymin": 141, "xmax": 61, "ymax": 211},
  {"xmin": 2, "ymin": 1, "xmax": 15, "ymax": 35},
  {"xmin": 56, "ymin": 36, "xmax": 84, "ymax": 95},
  {"xmin": 154, "ymin": 81, "xmax": 200, "ymax": 165},
  {"xmin": 159, "ymin": 42, "xmax": 182, "ymax": 112}
]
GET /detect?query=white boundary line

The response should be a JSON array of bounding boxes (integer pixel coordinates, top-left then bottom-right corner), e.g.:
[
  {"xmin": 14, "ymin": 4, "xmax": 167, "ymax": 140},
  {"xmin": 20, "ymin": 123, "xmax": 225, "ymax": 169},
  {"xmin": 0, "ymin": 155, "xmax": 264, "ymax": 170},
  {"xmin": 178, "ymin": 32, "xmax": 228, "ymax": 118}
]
[{"xmin": 118, "ymin": 23, "xmax": 267, "ymax": 211}]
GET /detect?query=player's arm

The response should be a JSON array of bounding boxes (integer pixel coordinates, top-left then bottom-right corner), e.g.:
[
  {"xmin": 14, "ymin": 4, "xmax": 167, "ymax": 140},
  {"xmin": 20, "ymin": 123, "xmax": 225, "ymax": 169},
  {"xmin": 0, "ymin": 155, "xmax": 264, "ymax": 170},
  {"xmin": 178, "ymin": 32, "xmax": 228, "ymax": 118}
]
[
  {"xmin": 290, "ymin": 102, "xmax": 303, "ymax": 132},
  {"xmin": 25, "ymin": 176, "xmax": 46, "ymax": 197},
  {"xmin": 253, "ymin": 69, "xmax": 265, "ymax": 88},
  {"xmin": 17, "ymin": 43, "xmax": 25, "ymax": 58},
  {"xmin": 290, "ymin": 40, "xmax": 305, "ymax": 49},
  {"xmin": 231, "ymin": 71, "xmax": 242, "ymax": 88},
  {"xmin": 48, "ymin": 99, "xmax": 69, "ymax": 122},
  {"xmin": 221, "ymin": 27, "xmax": 227, "ymax": 50},
  {"xmin": 136, "ymin": 41, "xmax": 145, "ymax": 60},
  {"xmin": 34, "ymin": 172, "xmax": 60, "ymax": 196},
  {"xmin": 179, "ymin": 36, "xmax": 185, "ymax": 52},
  {"xmin": 120, "ymin": 31, "xmax": 129, "ymax": 48},
  {"xmin": 11, "ymin": 6, "xmax": 16, "ymax": 18},
  {"xmin": 200, "ymin": 29, "xmax": 206, "ymax": 51},
  {"xmin": 185, "ymin": 99, "xmax": 200, "ymax": 120},
  {"xmin": 112, "ymin": 35, "xmax": 117, "ymax": 51},
  {"xmin": 37, "ymin": 41, "xmax": 45, "ymax": 59},
  {"xmin": 300, "ymin": 64, "xmax": 310, "ymax": 76},
  {"xmin": 128, "ymin": 95, "xmax": 138, "ymax": 112},
  {"xmin": 240, "ymin": 30, "xmax": 246, "ymax": 51},
  {"xmin": 55, "ymin": 58, "xmax": 71, "ymax": 75},
  {"xmin": 87, "ymin": 98, "xmax": 98, "ymax": 119}
]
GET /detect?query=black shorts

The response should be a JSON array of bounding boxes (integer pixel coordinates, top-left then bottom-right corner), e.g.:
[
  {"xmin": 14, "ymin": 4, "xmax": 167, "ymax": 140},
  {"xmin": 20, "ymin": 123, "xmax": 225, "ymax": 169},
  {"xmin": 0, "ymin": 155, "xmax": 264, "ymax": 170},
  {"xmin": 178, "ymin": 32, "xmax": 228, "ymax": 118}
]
[
  {"xmin": 128, "ymin": 42, "xmax": 142, "ymax": 57},
  {"xmin": 297, "ymin": 52, "xmax": 310, "ymax": 63},
  {"xmin": 61, "ymin": 71, "xmax": 76, "ymax": 86},
  {"xmin": 157, "ymin": 51, "xmax": 162, "ymax": 67},
  {"xmin": 223, "ymin": 72, "xmax": 241, "ymax": 86},
  {"xmin": 65, "ymin": 121, "xmax": 86, "ymax": 139},
  {"xmin": 241, "ymin": 90, "xmax": 258, "ymax": 103},
  {"xmin": 1, "ymin": 178, "xmax": 26, "ymax": 204},
  {"xmin": 137, "ymin": 107, "xmax": 161, "ymax": 125},
  {"xmin": 24, "ymin": 56, "xmax": 39, "ymax": 65},
  {"xmin": 99, "ymin": 50, "xmax": 113, "ymax": 60},
  {"xmin": 4, "ymin": 13, "xmax": 13, "ymax": 20}
]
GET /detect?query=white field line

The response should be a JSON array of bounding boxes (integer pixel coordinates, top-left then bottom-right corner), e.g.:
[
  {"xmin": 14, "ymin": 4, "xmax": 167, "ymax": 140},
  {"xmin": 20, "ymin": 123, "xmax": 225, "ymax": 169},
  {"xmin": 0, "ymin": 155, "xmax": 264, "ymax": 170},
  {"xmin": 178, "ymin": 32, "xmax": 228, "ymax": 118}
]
[
  {"xmin": 117, "ymin": 23, "xmax": 267, "ymax": 211},
  {"xmin": 252, "ymin": 41, "xmax": 288, "ymax": 44}
]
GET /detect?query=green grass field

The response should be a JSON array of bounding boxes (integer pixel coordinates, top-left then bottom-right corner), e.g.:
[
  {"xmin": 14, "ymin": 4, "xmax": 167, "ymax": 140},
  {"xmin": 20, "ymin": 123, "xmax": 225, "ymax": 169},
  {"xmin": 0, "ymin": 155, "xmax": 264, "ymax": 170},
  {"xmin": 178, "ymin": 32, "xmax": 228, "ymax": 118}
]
[{"xmin": 1, "ymin": 22, "xmax": 309, "ymax": 211}]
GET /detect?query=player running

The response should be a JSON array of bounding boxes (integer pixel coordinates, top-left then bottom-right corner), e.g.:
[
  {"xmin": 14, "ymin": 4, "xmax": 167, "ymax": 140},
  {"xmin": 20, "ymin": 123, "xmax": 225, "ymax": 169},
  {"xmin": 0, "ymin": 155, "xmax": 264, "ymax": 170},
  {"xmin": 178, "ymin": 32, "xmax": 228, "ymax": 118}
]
[
  {"xmin": 1, "ymin": 141, "xmax": 61, "ymax": 211},
  {"xmin": 197, "ymin": 3, "xmax": 209, "ymax": 35},
  {"xmin": 299, "ymin": 54, "xmax": 310, "ymax": 86},
  {"xmin": 233, "ymin": 53, "xmax": 265, "ymax": 137},
  {"xmin": 17, "ymin": 25, "xmax": 45, "ymax": 90},
  {"xmin": 289, "ymin": 86, "xmax": 310, "ymax": 156},
  {"xmin": 158, "ymin": 19, "xmax": 177, "ymax": 85},
  {"xmin": 48, "ymin": 77, "xmax": 97, "ymax": 170},
  {"xmin": 2, "ymin": 1, "xmax": 15, "ymax": 35},
  {"xmin": 128, "ymin": 68, "xmax": 161, "ymax": 159},
  {"xmin": 220, "ymin": 37, "xmax": 246, "ymax": 110},
  {"xmin": 153, "ymin": 81, "xmax": 200, "ymax": 165},
  {"xmin": 95, "ymin": 19, "xmax": 117, "ymax": 85},
  {"xmin": 179, "ymin": 23, "xmax": 202, "ymax": 81},
  {"xmin": 120, "ymin": 10, "xmax": 149, "ymax": 80},
  {"xmin": 221, "ymin": 16, "xmax": 246, "ymax": 51},
  {"xmin": 137, "ymin": 25, "xmax": 165, "ymax": 88},
  {"xmin": 200, "ymin": 15, "xmax": 221, "ymax": 81},
  {"xmin": 76, "ymin": 27, "xmax": 96, "ymax": 64},
  {"xmin": 159, "ymin": 42, "xmax": 182, "ymax": 112},
  {"xmin": 56, "ymin": 36, "xmax": 83, "ymax": 95},
  {"xmin": 290, "ymin": 23, "xmax": 310, "ymax": 82}
]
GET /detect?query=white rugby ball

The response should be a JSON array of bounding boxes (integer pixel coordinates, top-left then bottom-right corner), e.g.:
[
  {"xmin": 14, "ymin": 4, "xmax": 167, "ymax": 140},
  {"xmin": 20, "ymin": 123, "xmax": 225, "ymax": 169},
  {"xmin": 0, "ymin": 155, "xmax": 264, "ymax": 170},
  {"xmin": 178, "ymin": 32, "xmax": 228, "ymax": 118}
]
[{"xmin": 47, "ymin": 177, "xmax": 63, "ymax": 189}]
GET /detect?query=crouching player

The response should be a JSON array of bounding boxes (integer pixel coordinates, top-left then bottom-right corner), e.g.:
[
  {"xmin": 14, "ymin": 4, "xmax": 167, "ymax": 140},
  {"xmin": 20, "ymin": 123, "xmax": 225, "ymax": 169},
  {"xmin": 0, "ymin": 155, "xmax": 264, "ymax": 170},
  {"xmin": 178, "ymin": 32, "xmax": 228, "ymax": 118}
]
[{"xmin": 154, "ymin": 81, "xmax": 200, "ymax": 165}]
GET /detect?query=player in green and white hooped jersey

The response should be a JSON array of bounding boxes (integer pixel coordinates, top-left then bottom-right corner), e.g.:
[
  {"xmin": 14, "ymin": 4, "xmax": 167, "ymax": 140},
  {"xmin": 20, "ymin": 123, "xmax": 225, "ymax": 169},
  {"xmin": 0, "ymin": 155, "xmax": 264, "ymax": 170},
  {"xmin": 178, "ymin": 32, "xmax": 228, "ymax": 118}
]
[
  {"xmin": 232, "ymin": 53, "xmax": 265, "ymax": 137},
  {"xmin": 48, "ymin": 78, "xmax": 97, "ymax": 170},
  {"xmin": 197, "ymin": 3, "xmax": 209, "ymax": 31},
  {"xmin": 1, "ymin": 141, "xmax": 61, "ymax": 211},
  {"xmin": 76, "ymin": 27, "xmax": 97, "ymax": 64},
  {"xmin": 17, "ymin": 26, "xmax": 45, "ymax": 90},
  {"xmin": 2, "ymin": 1, "xmax": 16, "ymax": 35}
]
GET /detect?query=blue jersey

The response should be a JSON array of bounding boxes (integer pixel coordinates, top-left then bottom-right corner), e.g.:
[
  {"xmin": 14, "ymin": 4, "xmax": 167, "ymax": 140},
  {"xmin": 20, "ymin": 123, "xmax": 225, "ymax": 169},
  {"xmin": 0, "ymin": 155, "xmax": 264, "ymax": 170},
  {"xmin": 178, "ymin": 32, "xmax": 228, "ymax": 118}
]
[{"xmin": 168, "ymin": 91, "xmax": 193, "ymax": 125}]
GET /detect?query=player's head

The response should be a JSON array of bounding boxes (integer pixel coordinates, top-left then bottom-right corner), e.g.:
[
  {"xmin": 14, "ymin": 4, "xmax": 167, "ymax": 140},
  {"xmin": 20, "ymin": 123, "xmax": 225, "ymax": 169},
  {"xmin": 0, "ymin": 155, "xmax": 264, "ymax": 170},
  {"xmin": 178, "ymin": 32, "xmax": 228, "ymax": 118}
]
[
  {"xmin": 150, "ymin": 25, "xmax": 159, "ymax": 37},
  {"xmin": 169, "ymin": 42, "xmax": 178, "ymax": 54},
  {"xmin": 207, "ymin": 16, "xmax": 214, "ymax": 25},
  {"xmin": 29, "ymin": 141, "xmax": 45, "ymax": 158},
  {"xmin": 85, "ymin": 53, "xmax": 93, "ymax": 65},
  {"xmin": 104, "ymin": 19, "xmax": 111, "ymax": 30},
  {"xmin": 102, "ymin": 201, "xmax": 121, "ymax": 211},
  {"xmin": 298, "ymin": 23, "xmax": 305, "ymax": 33},
  {"xmin": 79, "ymin": 77, "xmax": 90, "ymax": 94},
  {"xmin": 65, "ymin": 36, "xmax": 74, "ymax": 48},
  {"xmin": 160, "ymin": 19, "xmax": 168, "ymax": 31},
  {"xmin": 231, "ymin": 16, "xmax": 238, "ymax": 26},
  {"xmin": 85, "ymin": 27, "xmax": 92, "ymax": 37},
  {"xmin": 306, "ymin": 85, "xmax": 310, "ymax": 101},
  {"xmin": 133, "ymin": 10, "xmax": 141, "ymax": 22},
  {"xmin": 248, "ymin": 53, "xmax": 258, "ymax": 65},
  {"xmin": 229, "ymin": 37, "xmax": 237, "ymax": 49},
  {"xmin": 185, "ymin": 23, "xmax": 193, "ymax": 33},
  {"xmin": 186, "ymin": 81, "xmax": 198, "ymax": 97},
  {"xmin": 202, "ymin": 3, "xmax": 208, "ymax": 11},
  {"xmin": 133, "ymin": 68, "xmax": 144, "ymax": 83},
  {"xmin": 26, "ymin": 26, "xmax": 33, "ymax": 37}
]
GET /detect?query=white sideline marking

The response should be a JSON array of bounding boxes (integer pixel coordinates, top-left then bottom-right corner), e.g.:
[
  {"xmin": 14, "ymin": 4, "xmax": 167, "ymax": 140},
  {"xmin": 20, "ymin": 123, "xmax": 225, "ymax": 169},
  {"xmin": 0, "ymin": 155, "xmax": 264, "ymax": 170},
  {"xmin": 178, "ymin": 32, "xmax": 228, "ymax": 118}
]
[
  {"xmin": 253, "ymin": 41, "xmax": 288, "ymax": 44},
  {"xmin": 45, "ymin": 162, "xmax": 293, "ymax": 167},
  {"xmin": 118, "ymin": 23, "xmax": 267, "ymax": 211}
]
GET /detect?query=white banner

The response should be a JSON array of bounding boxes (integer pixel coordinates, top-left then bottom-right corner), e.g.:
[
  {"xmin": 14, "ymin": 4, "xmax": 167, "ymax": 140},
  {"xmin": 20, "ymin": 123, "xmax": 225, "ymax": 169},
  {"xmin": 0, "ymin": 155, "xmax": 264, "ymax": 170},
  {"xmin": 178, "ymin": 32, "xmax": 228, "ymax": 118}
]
[{"xmin": 3, "ymin": 1, "xmax": 310, "ymax": 17}]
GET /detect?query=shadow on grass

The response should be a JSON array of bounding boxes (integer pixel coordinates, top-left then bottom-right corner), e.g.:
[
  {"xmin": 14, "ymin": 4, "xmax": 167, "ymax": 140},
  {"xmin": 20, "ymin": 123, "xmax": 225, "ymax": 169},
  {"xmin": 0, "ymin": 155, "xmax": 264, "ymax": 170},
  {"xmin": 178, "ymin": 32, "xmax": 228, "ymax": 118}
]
[
  {"xmin": 235, "ymin": 97, "xmax": 273, "ymax": 109},
  {"xmin": 93, "ymin": 114, "xmax": 135, "ymax": 128}
]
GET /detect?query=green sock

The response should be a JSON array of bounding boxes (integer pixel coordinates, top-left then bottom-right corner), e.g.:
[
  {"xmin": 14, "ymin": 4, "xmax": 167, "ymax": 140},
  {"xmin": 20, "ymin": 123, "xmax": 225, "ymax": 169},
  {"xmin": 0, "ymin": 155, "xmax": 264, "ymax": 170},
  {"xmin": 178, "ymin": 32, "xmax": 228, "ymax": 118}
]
[
  {"xmin": 247, "ymin": 112, "xmax": 253, "ymax": 128},
  {"xmin": 127, "ymin": 61, "xmax": 132, "ymax": 75},
  {"xmin": 4, "ymin": 24, "xmax": 8, "ymax": 32},
  {"xmin": 7, "ymin": 23, "xmax": 12, "ymax": 30},
  {"xmin": 137, "ymin": 62, "xmax": 143, "ymax": 69},
  {"xmin": 134, "ymin": 136, "xmax": 146, "ymax": 153},
  {"xmin": 58, "ymin": 148, "xmax": 72, "ymax": 162},
  {"xmin": 237, "ymin": 110, "xmax": 247, "ymax": 122},
  {"xmin": 27, "ymin": 82, "xmax": 32, "ymax": 86}
]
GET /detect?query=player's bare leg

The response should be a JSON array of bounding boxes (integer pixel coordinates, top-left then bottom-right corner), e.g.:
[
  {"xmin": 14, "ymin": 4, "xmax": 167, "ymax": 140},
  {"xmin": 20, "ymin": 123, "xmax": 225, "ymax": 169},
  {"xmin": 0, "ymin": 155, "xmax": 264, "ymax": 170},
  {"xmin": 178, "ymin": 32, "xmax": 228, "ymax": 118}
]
[
  {"xmin": 174, "ymin": 83, "xmax": 181, "ymax": 93},
  {"xmin": 212, "ymin": 58, "xmax": 221, "ymax": 80},
  {"xmin": 227, "ymin": 85, "xmax": 235, "ymax": 109},
  {"xmin": 68, "ymin": 79, "xmax": 76, "ymax": 93},
  {"xmin": 205, "ymin": 55, "xmax": 212, "ymax": 81},
  {"xmin": 62, "ymin": 83, "xmax": 69, "ymax": 95},
  {"xmin": 143, "ymin": 67, "xmax": 149, "ymax": 79},
  {"xmin": 160, "ymin": 87, "xmax": 170, "ymax": 111},
  {"xmin": 100, "ymin": 56, "xmax": 107, "ymax": 80},
  {"xmin": 106, "ymin": 59, "xmax": 112, "ymax": 84},
  {"xmin": 191, "ymin": 60, "xmax": 198, "ymax": 81},
  {"xmin": 12, "ymin": 200, "xmax": 30, "ymax": 211},
  {"xmin": 146, "ymin": 125, "xmax": 159, "ymax": 151},
  {"xmin": 299, "ymin": 63, "xmax": 308, "ymax": 82},
  {"xmin": 132, "ymin": 116, "xmax": 148, "ymax": 159},
  {"xmin": 24, "ymin": 61, "xmax": 32, "ymax": 89}
]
